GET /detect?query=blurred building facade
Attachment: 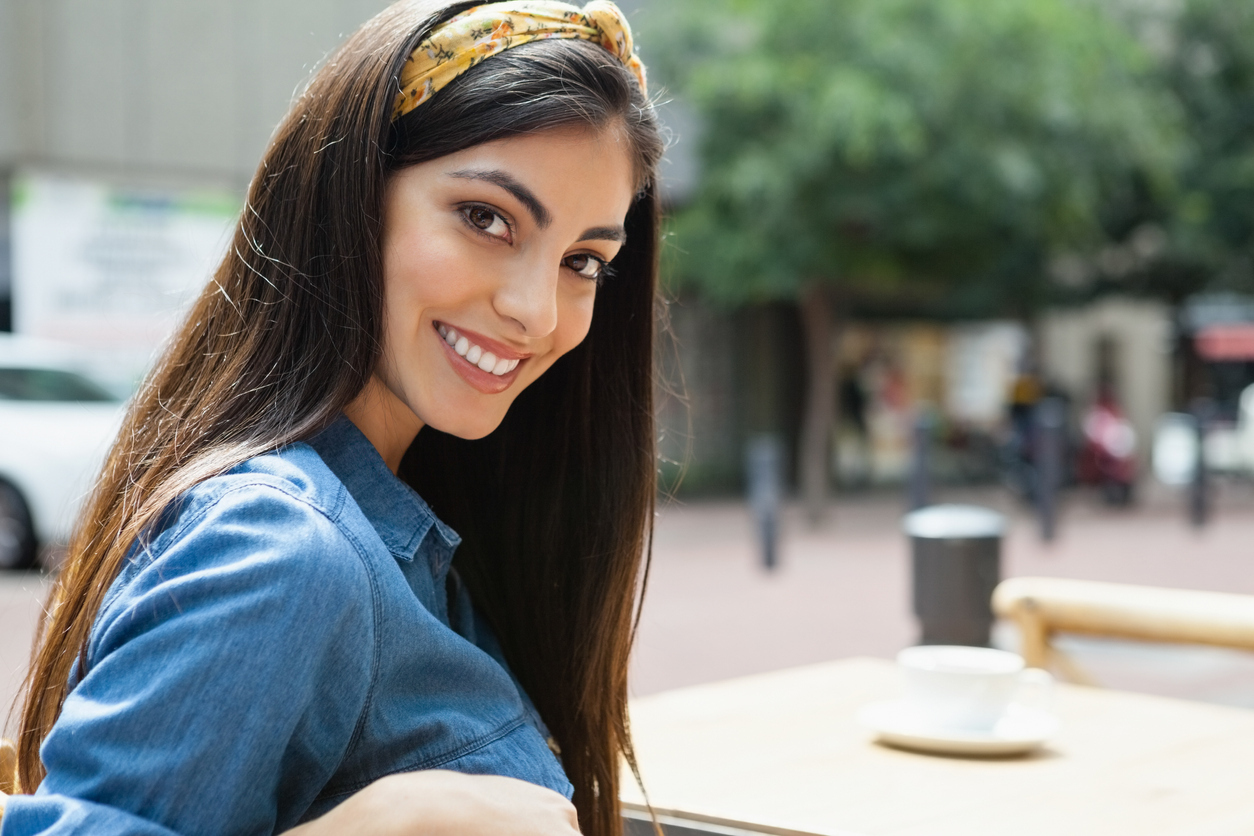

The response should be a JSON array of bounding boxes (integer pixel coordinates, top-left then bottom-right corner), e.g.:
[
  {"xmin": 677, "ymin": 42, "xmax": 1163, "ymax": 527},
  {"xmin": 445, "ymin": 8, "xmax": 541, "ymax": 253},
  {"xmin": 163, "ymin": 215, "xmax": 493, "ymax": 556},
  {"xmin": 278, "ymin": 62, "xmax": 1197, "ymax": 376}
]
[
  {"xmin": 0, "ymin": 0, "xmax": 399, "ymax": 385},
  {"xmin": 0, "ymin": 0, "xmax": 393, "ymax": 190},
  {"xmin": 1040, "ymin": 298, "xmax": 1174, "ymax": 468},
  {"xmin": 657, "ymin": 296, "xmax": 1180, "ymax": 496}
]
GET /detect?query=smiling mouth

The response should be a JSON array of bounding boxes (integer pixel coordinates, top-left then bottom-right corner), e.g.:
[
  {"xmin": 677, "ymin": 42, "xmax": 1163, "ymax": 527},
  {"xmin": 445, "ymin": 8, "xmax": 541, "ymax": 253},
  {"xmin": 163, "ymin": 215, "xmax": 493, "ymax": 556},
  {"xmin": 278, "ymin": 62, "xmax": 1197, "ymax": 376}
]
[{"xmin": 436, "ymin": 323, "xmax": 522, "ymax": 377}]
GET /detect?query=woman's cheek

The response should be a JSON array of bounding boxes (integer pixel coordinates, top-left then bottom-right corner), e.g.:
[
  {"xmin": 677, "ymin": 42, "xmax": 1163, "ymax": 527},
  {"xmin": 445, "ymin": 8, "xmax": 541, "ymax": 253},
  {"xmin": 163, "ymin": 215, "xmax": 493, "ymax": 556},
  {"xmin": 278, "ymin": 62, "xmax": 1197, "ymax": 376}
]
[{"xmin": 561, "ymin": 287, "xmax": 598, "ymax": 348}]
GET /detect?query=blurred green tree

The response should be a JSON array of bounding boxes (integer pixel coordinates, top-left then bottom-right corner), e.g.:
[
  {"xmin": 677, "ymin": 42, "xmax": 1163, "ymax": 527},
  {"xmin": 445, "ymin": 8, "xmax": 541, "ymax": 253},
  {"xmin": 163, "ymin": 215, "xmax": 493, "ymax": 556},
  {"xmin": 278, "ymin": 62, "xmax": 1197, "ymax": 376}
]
[
  {"xmin": 1072, "ymin": 0, "xmax": 1254, "ymax": 305},
  {"xmin": 1159, "ymin": 0, "xmax": 1254, "ymax": 297},
  {"xmin": 647, "ymin": 0, "xmax": 1182, "ymax": 518}
]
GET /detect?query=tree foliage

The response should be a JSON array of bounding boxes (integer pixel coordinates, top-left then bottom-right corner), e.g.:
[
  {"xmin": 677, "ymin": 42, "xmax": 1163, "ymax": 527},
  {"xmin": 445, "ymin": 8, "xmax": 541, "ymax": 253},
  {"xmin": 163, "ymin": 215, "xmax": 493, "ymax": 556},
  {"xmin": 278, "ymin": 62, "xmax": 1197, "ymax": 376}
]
[
  {"xmin": 647, "ymin": 0, "xmax": 1184, "ymax": 316},
  {"xmin": 1163, "ymin": 0, "xmax": 1254, "ymax": 292}
]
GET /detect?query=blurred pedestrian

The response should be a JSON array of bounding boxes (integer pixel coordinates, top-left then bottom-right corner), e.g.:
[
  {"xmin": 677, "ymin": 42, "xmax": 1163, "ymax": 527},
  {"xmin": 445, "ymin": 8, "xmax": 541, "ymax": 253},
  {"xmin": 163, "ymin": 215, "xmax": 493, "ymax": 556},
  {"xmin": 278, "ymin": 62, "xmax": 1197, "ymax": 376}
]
[
  {"xmin": 1077, "ymin": 384, "xmax": 1137, "ymax": 506},
  {"xmin": 839, "ymin": 362, "xmax": 870, "ymax": 486},
  {"xmin": 1008, "ymin": 363, "xmax": 1042, "ymax": 458},
  {"xmin": 1004, "ymin": 360, "xmax": 1043, "ymax": 502}
]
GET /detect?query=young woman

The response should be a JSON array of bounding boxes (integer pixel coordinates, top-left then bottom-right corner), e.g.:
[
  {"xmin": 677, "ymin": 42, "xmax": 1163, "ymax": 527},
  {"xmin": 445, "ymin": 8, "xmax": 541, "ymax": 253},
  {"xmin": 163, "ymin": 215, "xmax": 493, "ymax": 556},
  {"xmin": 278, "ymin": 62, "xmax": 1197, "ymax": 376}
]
[{"xmin": 0, "ymin": 2, "xmax": 663, "ymax": 834}]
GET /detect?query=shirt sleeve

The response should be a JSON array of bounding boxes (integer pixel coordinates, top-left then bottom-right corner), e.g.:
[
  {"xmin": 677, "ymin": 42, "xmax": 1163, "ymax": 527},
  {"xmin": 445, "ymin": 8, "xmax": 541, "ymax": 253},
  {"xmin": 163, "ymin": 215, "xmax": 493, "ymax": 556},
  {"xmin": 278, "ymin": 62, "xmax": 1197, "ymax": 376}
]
[{"xmin": 1, "ymin": 482, "xmax": 377, "ymax": 836}]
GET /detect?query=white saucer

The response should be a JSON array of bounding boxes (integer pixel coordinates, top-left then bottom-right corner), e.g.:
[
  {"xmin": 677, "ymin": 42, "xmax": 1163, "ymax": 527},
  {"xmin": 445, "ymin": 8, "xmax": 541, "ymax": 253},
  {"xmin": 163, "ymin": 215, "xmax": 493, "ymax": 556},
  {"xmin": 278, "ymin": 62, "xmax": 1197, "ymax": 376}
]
[{"xmin": 858, "ymin": 700, "xmax": 1060, "ymax": 756}]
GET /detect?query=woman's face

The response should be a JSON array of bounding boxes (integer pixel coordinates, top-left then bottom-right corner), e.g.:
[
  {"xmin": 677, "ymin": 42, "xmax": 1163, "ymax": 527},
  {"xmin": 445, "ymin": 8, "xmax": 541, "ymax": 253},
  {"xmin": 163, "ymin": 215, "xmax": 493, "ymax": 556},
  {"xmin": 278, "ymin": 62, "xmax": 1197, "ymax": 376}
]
[{"xmin": 368, "ymin": 125, "xmax": 637, "ymax": 447}]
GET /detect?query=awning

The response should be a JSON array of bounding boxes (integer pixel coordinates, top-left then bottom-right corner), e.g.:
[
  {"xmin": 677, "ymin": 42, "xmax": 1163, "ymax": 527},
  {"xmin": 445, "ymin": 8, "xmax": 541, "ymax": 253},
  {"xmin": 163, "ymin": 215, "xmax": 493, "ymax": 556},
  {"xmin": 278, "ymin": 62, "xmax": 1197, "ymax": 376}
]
[{"xmin": 1196, "ymin": 324, "xmax": 1254, "ymax": 361}]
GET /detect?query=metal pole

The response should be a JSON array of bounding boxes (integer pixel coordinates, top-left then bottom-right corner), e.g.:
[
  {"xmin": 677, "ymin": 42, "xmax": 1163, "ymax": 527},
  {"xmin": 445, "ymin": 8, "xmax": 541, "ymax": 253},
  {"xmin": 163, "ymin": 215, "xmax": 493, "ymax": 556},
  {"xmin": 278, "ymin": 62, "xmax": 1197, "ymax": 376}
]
[
  {"xmin": 908, "ymin": 413, "xmax": 932, "ymax": 511},
  {"xmin": 1036, "ymin": 397, "xmax": 1064, "ymax": 542},
  {"xmin": 746, "ymin": 435, "xmax": 783, "ymax": 570},
  {"xmin": 760, "ymin": 511, "xmax": 778, "ymax": 570},
  {"xmin": 1189, "ymin": 398, "xmax": 1213, "ymax": 528}
]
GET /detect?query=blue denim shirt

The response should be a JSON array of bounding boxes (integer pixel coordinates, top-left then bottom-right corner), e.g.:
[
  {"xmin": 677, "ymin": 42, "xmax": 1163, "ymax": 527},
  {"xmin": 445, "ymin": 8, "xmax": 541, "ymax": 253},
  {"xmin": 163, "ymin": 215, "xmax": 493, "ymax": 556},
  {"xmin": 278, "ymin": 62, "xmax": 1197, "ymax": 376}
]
[{"xmin": 2, "ymin": 417, "xmax": 571, "ymax": 836}]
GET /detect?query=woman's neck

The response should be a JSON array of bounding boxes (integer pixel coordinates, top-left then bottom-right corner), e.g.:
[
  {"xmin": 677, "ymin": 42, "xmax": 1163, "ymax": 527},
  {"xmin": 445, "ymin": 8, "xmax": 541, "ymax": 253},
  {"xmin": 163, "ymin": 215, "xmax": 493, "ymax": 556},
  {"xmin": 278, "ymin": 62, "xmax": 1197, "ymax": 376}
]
[{"xmin": 343, "ymin": 376, "xmax": 424, "ymax": 474}]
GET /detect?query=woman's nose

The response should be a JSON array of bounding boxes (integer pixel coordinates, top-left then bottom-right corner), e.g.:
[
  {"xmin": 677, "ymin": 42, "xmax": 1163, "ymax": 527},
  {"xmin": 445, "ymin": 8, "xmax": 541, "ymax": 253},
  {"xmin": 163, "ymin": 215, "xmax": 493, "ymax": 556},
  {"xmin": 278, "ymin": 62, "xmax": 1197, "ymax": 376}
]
[{"xmin": 493, "ymin": 257, "xmax": 560, "ymax": 337}]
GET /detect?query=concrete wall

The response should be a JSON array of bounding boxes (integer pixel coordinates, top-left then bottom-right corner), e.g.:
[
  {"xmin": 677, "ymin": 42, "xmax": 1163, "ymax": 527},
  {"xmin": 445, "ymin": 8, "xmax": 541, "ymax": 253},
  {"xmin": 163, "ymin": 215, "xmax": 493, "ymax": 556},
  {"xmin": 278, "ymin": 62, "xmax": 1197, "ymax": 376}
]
[
  {"xmin": 0, "ymin": 0, "xmax": 393, "ymax": 187},
  {"xmin": 0, "ymin": 0, "xmax": 690, "ymax": 311},
  {"xmin": 1040, "ymin": 298, "xmax": 1174, "ymax": 463},
  {"xmin": 0, "ymin": 0, "xmax": 18, "ymax": 164},
  {"xmin": 0, "ymin": 0, "xmax": 688, "ymax": 184}
]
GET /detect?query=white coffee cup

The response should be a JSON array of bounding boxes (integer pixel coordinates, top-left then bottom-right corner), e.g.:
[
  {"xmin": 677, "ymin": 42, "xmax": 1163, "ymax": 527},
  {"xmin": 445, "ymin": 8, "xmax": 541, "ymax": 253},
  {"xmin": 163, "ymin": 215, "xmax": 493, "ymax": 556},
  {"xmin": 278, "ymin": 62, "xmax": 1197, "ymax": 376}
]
[{"xmin": 897, "ymin": 645, "xmax": 1052, "ymax": 731}]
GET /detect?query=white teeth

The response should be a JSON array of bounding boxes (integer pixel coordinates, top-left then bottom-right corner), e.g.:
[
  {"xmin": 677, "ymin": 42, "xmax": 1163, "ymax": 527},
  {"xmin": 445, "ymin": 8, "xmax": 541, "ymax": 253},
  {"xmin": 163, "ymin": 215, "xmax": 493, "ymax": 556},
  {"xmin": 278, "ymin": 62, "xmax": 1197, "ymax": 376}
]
[{"xmin": 443, "ymin": 327, "xmax": 522, "ymax": 375}]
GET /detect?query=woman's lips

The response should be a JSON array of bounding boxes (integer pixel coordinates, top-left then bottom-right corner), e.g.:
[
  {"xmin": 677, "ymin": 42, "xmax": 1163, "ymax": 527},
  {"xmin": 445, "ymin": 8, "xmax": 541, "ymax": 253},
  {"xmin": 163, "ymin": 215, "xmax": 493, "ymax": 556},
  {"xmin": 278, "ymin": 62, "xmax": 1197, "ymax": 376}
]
[{"xmin": 434, "ymin": 321, "xmax": 529, "ymax": 394}]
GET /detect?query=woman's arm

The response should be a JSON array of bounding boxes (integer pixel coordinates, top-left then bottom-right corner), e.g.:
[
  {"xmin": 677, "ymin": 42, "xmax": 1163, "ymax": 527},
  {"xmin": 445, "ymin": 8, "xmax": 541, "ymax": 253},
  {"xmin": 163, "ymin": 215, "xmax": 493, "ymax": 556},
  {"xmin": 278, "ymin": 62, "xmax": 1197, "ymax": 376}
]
[
  {"xmin": 1, "ymin": 484, "xmax": 375, "ymax": 836},
  {"xmin": 289, "ymin": 771, "xmax": 581, "ymax": 836}
]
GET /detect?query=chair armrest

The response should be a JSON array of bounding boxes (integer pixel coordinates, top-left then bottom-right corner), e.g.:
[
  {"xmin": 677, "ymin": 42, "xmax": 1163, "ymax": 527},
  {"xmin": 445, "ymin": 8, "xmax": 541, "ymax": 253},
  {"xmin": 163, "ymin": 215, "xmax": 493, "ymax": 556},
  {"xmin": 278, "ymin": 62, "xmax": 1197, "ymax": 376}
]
[
  {"xmin": 0, "ymin": 737, "xmax": 16, "ymax": 796},
  {"xmin": 993, "ymin": 577, "xmax": 1254, "ymax": 654}
]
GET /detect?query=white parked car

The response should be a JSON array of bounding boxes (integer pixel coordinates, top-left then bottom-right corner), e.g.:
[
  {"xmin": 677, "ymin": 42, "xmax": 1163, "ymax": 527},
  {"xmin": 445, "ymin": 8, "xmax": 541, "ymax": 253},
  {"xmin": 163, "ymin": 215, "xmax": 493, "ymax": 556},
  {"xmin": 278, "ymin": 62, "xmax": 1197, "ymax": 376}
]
[{"xmin": 0, "ymin": 335, "xmax": 125, "ymax": 570}]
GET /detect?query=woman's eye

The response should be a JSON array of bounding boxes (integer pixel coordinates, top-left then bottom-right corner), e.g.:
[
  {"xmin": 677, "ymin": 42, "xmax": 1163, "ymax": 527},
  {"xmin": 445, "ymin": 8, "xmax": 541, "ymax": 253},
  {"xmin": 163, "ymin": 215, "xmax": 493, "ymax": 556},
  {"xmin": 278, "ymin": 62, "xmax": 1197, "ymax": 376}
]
[
  {"xmin": 463, "ymin": 205, "xmax": 511, "ymax": 241},
  {"xmin": 564, "ymin": 253, "xmax": 607, "ymax": 281}
]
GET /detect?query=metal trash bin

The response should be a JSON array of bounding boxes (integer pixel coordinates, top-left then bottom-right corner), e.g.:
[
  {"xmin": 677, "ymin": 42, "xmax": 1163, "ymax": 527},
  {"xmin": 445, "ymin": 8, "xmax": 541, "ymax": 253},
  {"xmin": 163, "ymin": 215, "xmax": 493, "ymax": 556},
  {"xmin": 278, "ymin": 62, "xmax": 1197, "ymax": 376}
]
[{"xmin": 903, "ymin": 504, "xmax": 1006, "ymax": 647}]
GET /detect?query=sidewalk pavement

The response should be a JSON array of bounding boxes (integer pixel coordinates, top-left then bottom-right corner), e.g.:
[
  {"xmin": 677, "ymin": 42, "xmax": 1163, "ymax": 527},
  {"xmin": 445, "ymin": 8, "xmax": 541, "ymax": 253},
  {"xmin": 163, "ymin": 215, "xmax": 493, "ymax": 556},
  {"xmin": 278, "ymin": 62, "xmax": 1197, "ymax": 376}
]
[
  {"xmin": 630, "ymin": 482, "xmax": 1254, "ymax": 707},
  {"xmin": 4, "ymin": 481, "xmax": 1254, "ymax": 739}
]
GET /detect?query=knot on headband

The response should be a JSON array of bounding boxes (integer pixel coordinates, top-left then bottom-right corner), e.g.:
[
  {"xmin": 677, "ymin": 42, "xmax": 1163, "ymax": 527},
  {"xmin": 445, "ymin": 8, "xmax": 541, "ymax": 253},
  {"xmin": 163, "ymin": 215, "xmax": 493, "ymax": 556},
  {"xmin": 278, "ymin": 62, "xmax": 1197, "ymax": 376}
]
[{"xmin": 392, "ymin": 0, "xmax": 648, "ymax": 122}]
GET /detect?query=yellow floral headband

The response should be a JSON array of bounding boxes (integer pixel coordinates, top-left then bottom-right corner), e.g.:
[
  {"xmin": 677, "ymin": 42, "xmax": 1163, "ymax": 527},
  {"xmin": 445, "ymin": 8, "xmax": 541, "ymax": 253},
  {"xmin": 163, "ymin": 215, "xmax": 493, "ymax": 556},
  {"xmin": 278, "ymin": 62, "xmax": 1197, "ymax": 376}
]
[{"xmin": 392, "ymin": 0, "xmax": 647, "ymax": 121}]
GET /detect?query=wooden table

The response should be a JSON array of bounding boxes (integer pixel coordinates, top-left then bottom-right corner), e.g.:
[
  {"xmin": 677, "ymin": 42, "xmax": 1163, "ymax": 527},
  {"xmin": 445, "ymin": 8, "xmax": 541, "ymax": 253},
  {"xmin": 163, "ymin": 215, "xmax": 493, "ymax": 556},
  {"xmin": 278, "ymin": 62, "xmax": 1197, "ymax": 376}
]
[{"xmin": 621, "ymin": 657, "xmax": 1254, "ymax": 836}]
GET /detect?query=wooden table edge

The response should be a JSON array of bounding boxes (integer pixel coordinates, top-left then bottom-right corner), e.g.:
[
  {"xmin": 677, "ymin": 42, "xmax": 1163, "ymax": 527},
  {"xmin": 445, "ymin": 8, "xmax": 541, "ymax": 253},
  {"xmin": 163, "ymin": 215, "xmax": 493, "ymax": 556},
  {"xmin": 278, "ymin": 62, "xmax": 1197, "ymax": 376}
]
[{"xmin": 621, "ymin": 800, "xmax": 859, "ymax": 836}]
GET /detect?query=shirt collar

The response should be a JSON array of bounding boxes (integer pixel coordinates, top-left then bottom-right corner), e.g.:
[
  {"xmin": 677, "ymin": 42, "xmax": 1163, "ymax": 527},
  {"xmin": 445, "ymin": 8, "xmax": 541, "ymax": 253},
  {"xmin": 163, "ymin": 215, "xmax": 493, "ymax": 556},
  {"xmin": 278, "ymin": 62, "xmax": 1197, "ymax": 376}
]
[{"xmin": 308, "ymin": 415, "xmax": 461, "ymax": 563}]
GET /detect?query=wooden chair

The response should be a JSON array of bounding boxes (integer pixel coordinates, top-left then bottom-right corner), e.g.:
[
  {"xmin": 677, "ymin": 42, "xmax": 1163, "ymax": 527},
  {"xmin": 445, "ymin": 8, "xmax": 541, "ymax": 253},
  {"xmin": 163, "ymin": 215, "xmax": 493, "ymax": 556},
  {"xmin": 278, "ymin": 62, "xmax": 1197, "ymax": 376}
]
[
  {"xmin": 0, "ymin": 736, "xmax": 15, "ymax": 822},
  {"xmin": 992, "ymin": 576, "xmax": 1254, "ymax": 683}
]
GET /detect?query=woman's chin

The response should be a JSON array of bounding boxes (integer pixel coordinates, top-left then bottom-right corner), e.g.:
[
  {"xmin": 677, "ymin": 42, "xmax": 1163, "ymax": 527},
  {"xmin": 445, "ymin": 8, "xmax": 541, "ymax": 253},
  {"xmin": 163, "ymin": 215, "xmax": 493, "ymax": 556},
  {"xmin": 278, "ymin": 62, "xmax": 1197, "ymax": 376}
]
[{"xmin": 423, "ymin": 408, "xmax": 508, "ymax": 441}]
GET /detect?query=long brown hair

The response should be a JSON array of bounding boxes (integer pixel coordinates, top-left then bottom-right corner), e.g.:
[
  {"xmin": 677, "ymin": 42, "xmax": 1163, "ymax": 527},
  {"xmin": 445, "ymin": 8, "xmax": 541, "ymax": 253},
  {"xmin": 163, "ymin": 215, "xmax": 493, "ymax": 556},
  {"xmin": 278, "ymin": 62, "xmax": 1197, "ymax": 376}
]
[{"xmin": 16, "ymin": 3, "xmax": 663, "ymax": 834}]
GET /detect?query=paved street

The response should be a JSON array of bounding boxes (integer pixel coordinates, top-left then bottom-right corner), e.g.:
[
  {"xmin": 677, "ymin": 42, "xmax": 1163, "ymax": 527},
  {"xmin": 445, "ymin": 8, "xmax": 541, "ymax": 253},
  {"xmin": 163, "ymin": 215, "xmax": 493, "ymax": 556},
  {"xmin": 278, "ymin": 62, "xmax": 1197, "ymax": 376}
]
[
  {"xmin": 631, "ymin": 483, "xmax": 1254, "ymax": 704},
  {"xmin": 5, "ymin": 481, "xmax": 1254, "ymax": 739}
]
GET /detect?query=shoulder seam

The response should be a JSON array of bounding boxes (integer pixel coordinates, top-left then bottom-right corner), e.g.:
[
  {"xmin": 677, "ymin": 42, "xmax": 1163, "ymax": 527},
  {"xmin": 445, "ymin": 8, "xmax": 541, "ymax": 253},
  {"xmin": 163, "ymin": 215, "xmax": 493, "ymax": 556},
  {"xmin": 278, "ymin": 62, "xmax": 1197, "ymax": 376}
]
[{"xmin": 143, "ymin": 477, "xmax": 341, "ymax": 568}]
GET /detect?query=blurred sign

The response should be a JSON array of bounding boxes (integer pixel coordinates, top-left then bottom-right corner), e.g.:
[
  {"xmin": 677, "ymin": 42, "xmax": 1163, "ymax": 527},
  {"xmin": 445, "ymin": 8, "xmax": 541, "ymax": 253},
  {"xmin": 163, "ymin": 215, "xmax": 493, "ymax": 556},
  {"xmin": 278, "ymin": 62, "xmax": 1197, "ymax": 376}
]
[
  {"xmin": 11, "ymin": 170, "xmax": 237, "ymax": 393},
  {"xmin": 945, "ymin": 323, "xmax": 1028, "ymax": 427}
]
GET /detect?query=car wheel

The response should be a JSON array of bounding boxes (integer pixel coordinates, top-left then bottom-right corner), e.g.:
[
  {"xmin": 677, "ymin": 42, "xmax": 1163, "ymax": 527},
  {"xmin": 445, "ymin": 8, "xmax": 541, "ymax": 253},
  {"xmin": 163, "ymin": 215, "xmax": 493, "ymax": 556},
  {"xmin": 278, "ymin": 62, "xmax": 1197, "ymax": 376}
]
[{"xmin": 0, "ymin": 481, "xmax": 38, "ymax": 571}]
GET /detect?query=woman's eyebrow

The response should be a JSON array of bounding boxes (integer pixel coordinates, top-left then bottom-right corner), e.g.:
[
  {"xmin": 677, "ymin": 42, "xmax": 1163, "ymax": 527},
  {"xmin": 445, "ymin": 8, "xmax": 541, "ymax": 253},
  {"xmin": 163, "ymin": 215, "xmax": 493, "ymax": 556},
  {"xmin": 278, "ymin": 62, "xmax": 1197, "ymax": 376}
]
[
  {"xmin": 579, "ymin": 225, "xmax": 626, "ymax": 244},
  {"xmin": 448, "ymin": 168, "xmax": 551, "ymax": 229}
]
